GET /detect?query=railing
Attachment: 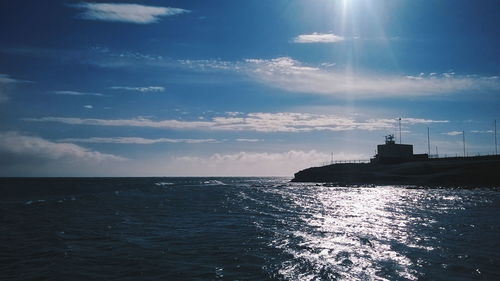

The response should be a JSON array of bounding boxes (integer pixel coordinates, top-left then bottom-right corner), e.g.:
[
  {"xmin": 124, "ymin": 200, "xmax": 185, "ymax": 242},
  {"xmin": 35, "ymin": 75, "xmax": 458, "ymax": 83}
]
[
  {"xmin": 429, "ymin": 152, "xmax": 499, "ymax": 159},
  {"xmin": 318, "ymin": 159, "xmax": 371, "ymax": 167},
  {"xmin": 315, "ymin": 152, "xmax": 500, "ymax": 167}
]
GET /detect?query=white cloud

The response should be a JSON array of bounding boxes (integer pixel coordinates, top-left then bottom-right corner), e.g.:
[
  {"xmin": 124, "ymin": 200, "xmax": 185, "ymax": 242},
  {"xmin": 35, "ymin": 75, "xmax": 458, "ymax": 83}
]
[
  {"xmin": 9, "ymin": 149, "xmax": 363, "ymax": 176},
  {"xmin": 23, "ymin": 113, "xmax": 448, "ymax": 133},
  {"xmin": 0, "ymin": 131, "xmax": 125, "ymax": 162},
  {"xmin": 294, "ymin": 33, "xmax": 345, "ymax": 43},
  {"xmin": 0, "ymin": 131, "xmax": 128, "ymax": 176},
  {"xmin": 0, "ymin": 74, "xmax": 27, "ymax": 103},
  {"xmin": 20, "ymin": 46, "xmax": 496, "ymax": 99},
  {"xmin": 236, "ymin": 138, "xmax": 262, "ymax": 142},
  {"xmin": 58, "ymin": 137, "xmax": 218, "ymax": 144},
  {"xmin": 83, "ymin": 105, "xmax": 93, "ymax": 109},
  {"xmin": 6, "ymin": 46, "xmax": 500, "ymax": 99},
  {"xmin": 68, "ymin": 2, "xmax": 189, "ymax": 24},
  {"xmin": 0, "ymin": 74, "xmax": 22, "ymax": 84},
  {"xmin": 442, "ymin": 131, "xmax": 463, "ymax": 136},
  {"xmin": 470, "ymin": 130, "xmax": 493, "ymax": 134},
  {"xmin": 124, "ymin": 54, "xmax": 500, "ymax": 98},
  {"xmin": 110, "ymin": 86, "xmax": 165, "ymax": 92},
  {"xmin": 400, "ymin": 118, "xmax": 448, "ymax": 125},
  {"xmin": 225, "ymin": 111, "xmax": 242, "ymax": 116},
  {"xmin": 24, "ymin": 116, "xmax": 213, "ymax": 130},
  {"xmin": 168, "ymin": 150, "xmax": 367, "ymax": 176},
  {"xmin": 177, "ymin": 59, "xmax": 235, "ymax": 72},
  {"xmin": 482, "ymin": 76, "xmax": 499, "ymax": 80},
  {"xmin": 54, "ymin": 90, "xmax": 105, "ymax": 96},
  {"xmin": 244, "ymin": 57, "xmax": 500, "ymax": 98}
]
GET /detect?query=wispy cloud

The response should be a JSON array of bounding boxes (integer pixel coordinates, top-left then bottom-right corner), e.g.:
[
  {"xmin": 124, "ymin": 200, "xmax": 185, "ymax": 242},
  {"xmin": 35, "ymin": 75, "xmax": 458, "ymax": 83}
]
[
  {"xmin": 443, "ymin": 131, "xmax": 463, "ymax": 136},
  {"xmin": 54, "ymin": 90, "xmax": 105, "ymax": 96},
  {"xmin": 83, "ymin": 105, "xmax": 93, "ymax": 109},
  {"xmin": 23, "ymin": 113, "xmax": 448, "ymax": 133},
  {"xmin": 0, "ymin": 131, "xmax": 125, "ymax": 162},
  {"xmin": 244, "ymin": 57, "xmax": 500, "ymax": 98},
  {"xmin": 470, "ymin": 130, "xmax": 493, "ymax": 134},
  {"xmin": 162, "ymin": 55, "xmax": 500, "ymax": 98},
  {"xmin": 236, "ymin": 138, "xmax": 262, "ymax": 142},
  {"xmin": 58, "ymin": 137, "xmax": 218, "ymax": 144},
  {"xmin": 9, "ymin": 46, "xmax": 498, "ymax": 99},
  {"xmin": 0, "ymin": 74, "xmax": 25, "ymax": 84},
  {"xmin": 293, "ymin": 33, "xmax": 345, "ymax": 43},
  {"xmin": 0, "ymin": 74, "xmax": 28, "ymax": 103},
  {"xmin": 24, "ymin": 116, "xmax": 214, "ymax": 130},
  {"xmin": 152, "ymin": 55, "xmax": 500, "ymax": 98},
  {"xmin": 110, "ymin": 86, "xmax": 165, "ymax": 92},
  {"xmin": 170, "ymin": 150, "xmax": 366, "ymax": 176},
  {"xmin": 68, "ymin": 2, "xmax": 189, "ymax": 24}
]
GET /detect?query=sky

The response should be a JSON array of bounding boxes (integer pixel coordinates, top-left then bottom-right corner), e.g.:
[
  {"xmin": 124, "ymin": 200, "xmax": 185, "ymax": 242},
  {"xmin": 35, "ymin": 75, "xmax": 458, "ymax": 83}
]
[{"xmin": 1, "ymin": 0, "xmax": 499, "ymax": 176}]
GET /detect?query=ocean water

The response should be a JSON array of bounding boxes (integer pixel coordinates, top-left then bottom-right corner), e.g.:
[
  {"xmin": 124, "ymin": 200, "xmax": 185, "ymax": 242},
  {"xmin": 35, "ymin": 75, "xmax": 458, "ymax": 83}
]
[{"xmin": 1, "ymin": 178, "xmax": 499, "ymax": 281}]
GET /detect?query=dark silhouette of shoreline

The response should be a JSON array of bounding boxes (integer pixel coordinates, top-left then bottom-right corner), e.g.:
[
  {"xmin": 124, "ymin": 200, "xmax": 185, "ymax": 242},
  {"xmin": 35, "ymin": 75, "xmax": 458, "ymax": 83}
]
[{"xmin": 292, "ymin": 155, "xmax": 500, "ymax": 187}]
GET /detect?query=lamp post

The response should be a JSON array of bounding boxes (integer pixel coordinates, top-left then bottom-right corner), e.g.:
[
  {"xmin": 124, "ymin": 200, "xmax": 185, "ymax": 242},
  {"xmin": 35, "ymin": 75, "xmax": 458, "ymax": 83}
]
[
  {"xmin": 495, "ymin": 120, "xmax": 497, "ymax": 155},
  {"xmin": 427, "ymin": 127, "xmax": 431, "ymax": 155}
]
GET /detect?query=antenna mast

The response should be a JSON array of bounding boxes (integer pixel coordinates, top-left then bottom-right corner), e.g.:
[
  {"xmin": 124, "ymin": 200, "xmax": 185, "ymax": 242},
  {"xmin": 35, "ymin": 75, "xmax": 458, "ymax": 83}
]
[{"xmin": 399, "ymin": 118, "xmax": 402, "ymax": 144}]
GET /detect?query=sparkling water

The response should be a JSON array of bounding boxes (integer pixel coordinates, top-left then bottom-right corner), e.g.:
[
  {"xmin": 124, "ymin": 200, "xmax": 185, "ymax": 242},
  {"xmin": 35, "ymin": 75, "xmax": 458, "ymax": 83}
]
[{"xmin": 1, "ymin": 178, "xmax": 499, "ymax": 280}]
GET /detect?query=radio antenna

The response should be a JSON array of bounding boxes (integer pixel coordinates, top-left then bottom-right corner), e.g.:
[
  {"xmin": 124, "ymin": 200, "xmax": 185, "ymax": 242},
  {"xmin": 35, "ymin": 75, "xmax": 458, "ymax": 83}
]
[{"xmin": 399, "ymin": 118, "xmax": 402, "ymax": 144}]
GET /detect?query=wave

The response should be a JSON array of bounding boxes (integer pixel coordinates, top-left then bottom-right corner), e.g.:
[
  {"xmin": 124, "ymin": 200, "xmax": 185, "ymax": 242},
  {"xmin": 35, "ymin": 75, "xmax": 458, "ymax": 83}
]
[
  {"xmin": 24, "ymin": 199, "xmax": 46, "ymax": 205},
  {"xmin": 25, "ymin": 196, "xmax": 76, "ymax": 205},
  {"xmin": 202, "ymin": 180, "xmax": 226, "ymax": 186},
  {"xmin": 155, "ymin": 182, "xmax": 174, "ymax": 186}
]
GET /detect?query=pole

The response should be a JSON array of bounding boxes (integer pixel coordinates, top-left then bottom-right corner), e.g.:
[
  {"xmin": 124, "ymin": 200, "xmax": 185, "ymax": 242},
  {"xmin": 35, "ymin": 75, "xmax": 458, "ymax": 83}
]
[
  {"xmin": 399, "ymin": 118, "xmax": 402, "ymax": 144},
  {"xmin": 436, "ymin": 146, "xmax": 438, "ymax": 157},
  {"xmin": 462, "ymin": 131, "xmax": 466, "ymax": 157},
  {"xmin": 394, "ymin": 123, "xmax": 397, "ymax": 142},
  {"xmin": 427, "ymin": 127, "xmax": 431, "ymax": 155},
  {"xmin": 495, "ymin": 120, "xmax": 497, "ymax": 155}
]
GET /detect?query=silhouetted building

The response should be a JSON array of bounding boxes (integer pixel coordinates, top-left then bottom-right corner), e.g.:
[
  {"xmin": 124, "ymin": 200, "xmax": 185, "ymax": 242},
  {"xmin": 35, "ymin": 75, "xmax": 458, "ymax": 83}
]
[{"xmin": 372, "ymin": 135, "xmax": 428, "ymax": 163}]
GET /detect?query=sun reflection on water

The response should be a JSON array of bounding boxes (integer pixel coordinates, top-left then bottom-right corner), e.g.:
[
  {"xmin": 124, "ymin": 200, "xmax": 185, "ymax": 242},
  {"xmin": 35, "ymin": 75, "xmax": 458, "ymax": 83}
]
[
  {"xmin": 261, "ymin": 185, "xmax": 444, "ymax": 280},
  {"xmin": 237, "ymin": 181, "xmax": 497, "ymax": 280}
]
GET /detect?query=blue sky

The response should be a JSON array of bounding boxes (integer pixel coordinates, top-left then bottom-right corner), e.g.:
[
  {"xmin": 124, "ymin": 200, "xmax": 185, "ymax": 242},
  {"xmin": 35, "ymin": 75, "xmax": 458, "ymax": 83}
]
[{"xmin": 1, "ymin": 0, "xmax": 499, "ymax": 176}]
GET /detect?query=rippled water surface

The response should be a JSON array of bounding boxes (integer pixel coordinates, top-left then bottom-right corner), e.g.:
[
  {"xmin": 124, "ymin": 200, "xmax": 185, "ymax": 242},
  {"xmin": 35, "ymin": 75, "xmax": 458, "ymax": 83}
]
[{"xmin": 1, "ymin": 178, "xmax": 499, "ymax": 280}]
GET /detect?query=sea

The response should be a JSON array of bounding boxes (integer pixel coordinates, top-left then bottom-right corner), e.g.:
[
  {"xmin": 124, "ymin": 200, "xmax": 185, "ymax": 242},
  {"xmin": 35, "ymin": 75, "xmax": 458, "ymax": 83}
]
[{"xmin": 1, "ymin": 177, "xmax": 499, "ymax": 281}]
